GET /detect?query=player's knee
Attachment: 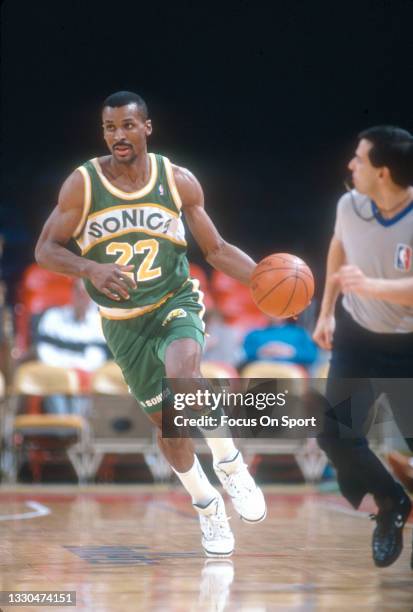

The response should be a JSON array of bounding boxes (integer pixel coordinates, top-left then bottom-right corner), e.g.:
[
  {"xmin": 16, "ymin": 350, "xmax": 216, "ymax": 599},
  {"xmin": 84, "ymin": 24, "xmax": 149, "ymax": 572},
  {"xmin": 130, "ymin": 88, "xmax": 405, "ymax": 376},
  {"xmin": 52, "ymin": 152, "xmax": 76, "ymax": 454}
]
[{"xmin": 164, "ymin": 338, "xmax": 203, "ymax": 379}]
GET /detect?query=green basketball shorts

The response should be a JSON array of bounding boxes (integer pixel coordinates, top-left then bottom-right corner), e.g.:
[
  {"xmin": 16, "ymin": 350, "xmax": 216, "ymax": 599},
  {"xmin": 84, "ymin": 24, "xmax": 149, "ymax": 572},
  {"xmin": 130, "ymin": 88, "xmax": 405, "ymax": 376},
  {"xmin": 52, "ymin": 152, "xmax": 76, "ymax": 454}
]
[{"xmin": 101, "ymin": 280, "xmax": 205, "ymax": 414}]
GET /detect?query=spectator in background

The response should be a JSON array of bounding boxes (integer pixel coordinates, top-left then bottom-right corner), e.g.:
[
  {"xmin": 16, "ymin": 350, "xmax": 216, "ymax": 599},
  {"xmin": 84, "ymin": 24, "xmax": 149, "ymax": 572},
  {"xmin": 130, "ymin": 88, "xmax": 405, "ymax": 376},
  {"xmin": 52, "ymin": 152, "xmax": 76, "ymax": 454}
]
[
  {"xmin": 203, "ymin": 308, "xmax": 244, "ymax": 367},
  {"xmin": 242, "ymin": 316, "xmax": 318, "ymax": 369},
  {"xmin": 32, "ymin": 279, "xmax": 110, "ymax": 413}
]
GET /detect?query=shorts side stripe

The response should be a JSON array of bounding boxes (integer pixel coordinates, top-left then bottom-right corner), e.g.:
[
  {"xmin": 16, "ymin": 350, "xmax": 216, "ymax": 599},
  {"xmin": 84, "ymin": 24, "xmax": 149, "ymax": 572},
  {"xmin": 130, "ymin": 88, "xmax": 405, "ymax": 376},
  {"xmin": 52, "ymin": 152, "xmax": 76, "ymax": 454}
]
[{"xmin": 188, "ymin": 277, "xmax": 206, "ymax": 331}]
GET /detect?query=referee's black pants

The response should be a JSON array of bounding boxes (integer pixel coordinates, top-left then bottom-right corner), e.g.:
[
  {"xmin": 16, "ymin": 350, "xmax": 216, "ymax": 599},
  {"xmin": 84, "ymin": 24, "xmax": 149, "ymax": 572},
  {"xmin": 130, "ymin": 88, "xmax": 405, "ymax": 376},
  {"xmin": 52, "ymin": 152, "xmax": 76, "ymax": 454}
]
[{"xmin": 318, "ymin": 306, "xmax": 413, "ymax": 510}]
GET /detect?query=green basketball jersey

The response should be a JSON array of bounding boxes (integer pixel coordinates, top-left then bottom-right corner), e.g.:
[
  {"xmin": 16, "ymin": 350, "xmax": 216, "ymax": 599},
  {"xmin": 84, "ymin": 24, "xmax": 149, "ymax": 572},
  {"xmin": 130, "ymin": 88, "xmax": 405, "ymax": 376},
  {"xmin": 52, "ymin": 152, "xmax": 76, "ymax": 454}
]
[{"xmin": 73, "ymin": 153, "xmax": 190, "ymax": 318}]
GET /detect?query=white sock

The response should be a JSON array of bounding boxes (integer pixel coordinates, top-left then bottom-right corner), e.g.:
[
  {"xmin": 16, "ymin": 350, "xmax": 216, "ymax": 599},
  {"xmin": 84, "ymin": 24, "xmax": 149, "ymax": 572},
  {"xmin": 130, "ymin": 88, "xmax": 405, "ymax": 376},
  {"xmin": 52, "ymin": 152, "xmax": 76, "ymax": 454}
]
[
  {"xmin": 204, "ymin": 437, "xmax": 238, "ymax": 465},
  {"xmin": 173, "ymin": 455, "xmax": 218, "ymax": 507}
]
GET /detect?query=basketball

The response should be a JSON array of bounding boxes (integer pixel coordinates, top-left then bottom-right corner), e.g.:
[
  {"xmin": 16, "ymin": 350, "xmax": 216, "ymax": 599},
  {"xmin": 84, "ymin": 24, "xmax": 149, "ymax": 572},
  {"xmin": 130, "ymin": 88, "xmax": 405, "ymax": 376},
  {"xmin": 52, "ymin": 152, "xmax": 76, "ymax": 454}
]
[{"xmin": 250, "ymin": 253, "xmax": 314, "ymax": 318}]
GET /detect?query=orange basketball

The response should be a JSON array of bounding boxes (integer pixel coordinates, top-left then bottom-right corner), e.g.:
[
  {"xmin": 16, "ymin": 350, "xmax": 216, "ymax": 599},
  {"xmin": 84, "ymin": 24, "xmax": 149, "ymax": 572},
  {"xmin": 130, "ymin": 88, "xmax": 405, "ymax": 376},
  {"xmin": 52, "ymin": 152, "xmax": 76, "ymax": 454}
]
[{"xmin": 250, "ymin": 253, "xmax": 314, "ymax": 318}]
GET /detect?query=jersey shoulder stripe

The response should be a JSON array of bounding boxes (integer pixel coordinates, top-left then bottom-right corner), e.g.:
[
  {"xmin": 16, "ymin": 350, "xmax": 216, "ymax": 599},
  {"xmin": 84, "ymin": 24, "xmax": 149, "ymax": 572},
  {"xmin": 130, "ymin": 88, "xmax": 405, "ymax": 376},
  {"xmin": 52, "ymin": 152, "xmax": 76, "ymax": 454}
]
[
  {"xmin": 72, "ymin": 166, "xmax": 92, "ymax": 239},
  {"xmin": 163, "ymin": 156, "xmax": 183, "ymax": 210}
]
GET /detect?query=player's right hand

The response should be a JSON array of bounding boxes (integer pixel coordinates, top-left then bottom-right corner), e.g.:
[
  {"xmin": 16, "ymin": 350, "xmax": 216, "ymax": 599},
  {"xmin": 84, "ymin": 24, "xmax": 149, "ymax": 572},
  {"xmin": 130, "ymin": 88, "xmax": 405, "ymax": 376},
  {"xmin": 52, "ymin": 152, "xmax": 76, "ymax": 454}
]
[
  {"xmin": 312, "ymin": 315, "xmax": 335, "ymax": 350},
  {"xmin": 85, "ymin": 262, "xmax": 136, "ymax": 301}
]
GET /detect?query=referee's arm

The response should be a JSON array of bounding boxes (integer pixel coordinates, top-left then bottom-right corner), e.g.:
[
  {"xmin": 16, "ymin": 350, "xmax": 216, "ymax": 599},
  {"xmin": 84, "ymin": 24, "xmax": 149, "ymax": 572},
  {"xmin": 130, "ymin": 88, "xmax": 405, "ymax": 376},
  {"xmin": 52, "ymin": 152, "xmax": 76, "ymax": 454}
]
[
  {"xmin": 313, "ymin": 235, "xmax": 346, "ymax": 349},
  {"xmin": 336, "ymin": 267, "xmax": 413, "ymax": 306}
]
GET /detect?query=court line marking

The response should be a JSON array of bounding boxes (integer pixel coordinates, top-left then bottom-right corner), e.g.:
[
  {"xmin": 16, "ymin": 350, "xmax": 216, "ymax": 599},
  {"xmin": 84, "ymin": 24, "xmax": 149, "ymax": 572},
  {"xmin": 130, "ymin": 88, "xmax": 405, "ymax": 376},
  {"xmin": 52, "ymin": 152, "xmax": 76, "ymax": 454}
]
[{"xmin": 0, "ymin": 500, "xmax": 51, "ymax": 521}]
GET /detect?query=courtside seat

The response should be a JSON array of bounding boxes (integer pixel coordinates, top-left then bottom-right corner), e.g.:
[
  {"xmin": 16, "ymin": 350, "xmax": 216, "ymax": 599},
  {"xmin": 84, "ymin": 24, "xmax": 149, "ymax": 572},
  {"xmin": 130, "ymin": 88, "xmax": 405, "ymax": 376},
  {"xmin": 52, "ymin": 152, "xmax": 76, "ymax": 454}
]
[
  {"xmin": 241, "ymin": 360, "xmax": 308, "ymax": 379},
  {"xmin": 0, "ymin": 371, "xmax": 6, "ymax": 481},
  {"xmin": 14, "ymin": 264, "xmax": 74, "ymax": 356},
  {"xmin": 87, "ymin": 362, "xmax": 165, "ymax": 482},
  {"xmin": 240, "ymin": 360, "xmax": 308, "ymax": 407},
  {"xmin": 237, "ymin": 361, "xmax": 327, "ymax": 481},
  {"xmin": 310, "ymin": 361, "xmax": 330, "ymax": 396},
  {"xmin": 91, "ymin": 360, "xmax": 129, "ymax": 395},
  {"xmin": 4, "ymin": 361, "xmax": 89, "ymax": 483},
  {"xmin": 13, "ymin": 413, "xmax": 85, "ymax": 436},
  {"xmin": 200, "ymin": 361, "xmax": 239, "ymax": 378},
  {"xmin": 13, "ymin": 360, "xmax": 80, "ymax": 395},
  {"xmin": 314, "ymin": 361, "xmax": 330, "ymax": 378}
]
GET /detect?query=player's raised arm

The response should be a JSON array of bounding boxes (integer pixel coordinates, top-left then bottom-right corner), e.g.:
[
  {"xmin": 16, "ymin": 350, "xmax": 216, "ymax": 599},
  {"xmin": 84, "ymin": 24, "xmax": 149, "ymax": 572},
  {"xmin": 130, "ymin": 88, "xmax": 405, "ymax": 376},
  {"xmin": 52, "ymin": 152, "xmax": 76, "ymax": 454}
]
[
  {"xmin": 173, "ymin": 165, "xmax": 256, "ymax": 285},
  {"xmin": 35, "ymin": 170, "xmax": 136, "ymax": 301}
]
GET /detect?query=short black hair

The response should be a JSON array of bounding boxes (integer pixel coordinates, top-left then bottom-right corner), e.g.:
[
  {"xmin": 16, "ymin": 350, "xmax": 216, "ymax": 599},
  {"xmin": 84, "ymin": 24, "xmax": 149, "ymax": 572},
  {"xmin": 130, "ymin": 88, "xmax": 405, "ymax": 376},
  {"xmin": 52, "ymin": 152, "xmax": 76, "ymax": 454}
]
[
  {"xmin": 358, "ymin": 125, "xmax": 413, "ymax": 188},
  {"xmin": 102, "ymin": 91, "xmax": 149, "ymax": 120}
]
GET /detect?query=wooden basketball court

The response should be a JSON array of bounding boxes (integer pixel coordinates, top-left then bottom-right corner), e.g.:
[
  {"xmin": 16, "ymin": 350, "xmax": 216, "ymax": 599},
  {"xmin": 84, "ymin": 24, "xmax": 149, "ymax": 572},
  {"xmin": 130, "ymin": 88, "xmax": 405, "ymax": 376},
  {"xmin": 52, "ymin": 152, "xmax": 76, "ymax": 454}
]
[{"xmin": 0, "ymin": 485, "xmax": 412, "ymax": 611}]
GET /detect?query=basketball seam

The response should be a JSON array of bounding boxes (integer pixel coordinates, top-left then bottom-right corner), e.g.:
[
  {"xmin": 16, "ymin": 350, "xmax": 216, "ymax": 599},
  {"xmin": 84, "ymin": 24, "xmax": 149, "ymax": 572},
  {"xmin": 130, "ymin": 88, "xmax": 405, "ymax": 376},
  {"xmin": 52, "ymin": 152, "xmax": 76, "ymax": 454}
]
[
  {"xmin": 279, "ymin": 274, "xmax": 298, "ymax": 317},
  {"xmin": 257, "ymin": 273, "xmax": 297, "ymax": 307},
  {"xmin": 296, "ymin": 275, "xmax": 309, "ymax": 303}
]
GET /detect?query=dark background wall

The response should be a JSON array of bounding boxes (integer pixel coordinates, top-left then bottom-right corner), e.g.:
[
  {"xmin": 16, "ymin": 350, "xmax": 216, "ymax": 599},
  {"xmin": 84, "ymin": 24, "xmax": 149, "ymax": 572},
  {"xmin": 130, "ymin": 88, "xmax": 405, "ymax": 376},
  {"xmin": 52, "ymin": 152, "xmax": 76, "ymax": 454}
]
[{"xmin": 1, "ymin": 0, "xmax": 412, "ymax": 299}]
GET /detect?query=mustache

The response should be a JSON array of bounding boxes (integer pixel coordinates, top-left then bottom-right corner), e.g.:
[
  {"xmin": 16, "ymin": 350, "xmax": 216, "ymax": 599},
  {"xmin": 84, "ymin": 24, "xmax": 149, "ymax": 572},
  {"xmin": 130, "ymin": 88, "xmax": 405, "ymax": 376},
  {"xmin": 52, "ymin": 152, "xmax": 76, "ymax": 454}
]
[{"xmin": 113, "ymin": 142, "xmax": 132, "ymax": 149}]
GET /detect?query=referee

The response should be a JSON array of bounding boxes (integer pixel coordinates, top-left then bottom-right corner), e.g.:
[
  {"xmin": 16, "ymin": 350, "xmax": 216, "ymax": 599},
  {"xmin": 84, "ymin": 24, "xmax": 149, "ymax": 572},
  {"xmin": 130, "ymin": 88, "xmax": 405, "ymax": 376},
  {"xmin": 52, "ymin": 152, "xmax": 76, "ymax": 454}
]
[{"xmin": 313, "ymin": 126, "xmax": 413, "ymax": 569}]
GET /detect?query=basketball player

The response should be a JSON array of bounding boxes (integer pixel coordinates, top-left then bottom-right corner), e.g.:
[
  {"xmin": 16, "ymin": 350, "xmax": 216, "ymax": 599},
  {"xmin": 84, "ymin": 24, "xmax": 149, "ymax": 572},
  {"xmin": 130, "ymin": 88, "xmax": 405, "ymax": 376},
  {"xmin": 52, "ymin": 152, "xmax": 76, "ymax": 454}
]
[
  {"xmin": 35, "ymin": 91, "xmax": 266, "ymax": 557},
  {"xmin": 313, "ymin": 126, "xmax": 413, "ymax": 568}
]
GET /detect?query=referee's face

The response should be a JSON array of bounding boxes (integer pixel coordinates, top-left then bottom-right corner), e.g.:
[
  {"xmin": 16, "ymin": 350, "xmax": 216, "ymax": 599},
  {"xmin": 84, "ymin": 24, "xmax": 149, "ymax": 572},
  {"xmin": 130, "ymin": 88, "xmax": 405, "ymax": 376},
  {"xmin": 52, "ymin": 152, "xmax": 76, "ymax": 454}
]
[{"xmin": 348, "ymin": 139, "xmax": 379, "ymax": 195}]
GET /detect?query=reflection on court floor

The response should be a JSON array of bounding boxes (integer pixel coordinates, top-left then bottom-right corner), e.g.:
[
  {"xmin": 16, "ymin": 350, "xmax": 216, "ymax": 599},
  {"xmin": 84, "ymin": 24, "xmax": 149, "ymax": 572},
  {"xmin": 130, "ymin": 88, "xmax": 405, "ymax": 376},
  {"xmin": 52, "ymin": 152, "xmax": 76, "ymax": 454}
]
[{"xmin": 0, "ymin": 486, "xmax": 412, "ymax": 611}]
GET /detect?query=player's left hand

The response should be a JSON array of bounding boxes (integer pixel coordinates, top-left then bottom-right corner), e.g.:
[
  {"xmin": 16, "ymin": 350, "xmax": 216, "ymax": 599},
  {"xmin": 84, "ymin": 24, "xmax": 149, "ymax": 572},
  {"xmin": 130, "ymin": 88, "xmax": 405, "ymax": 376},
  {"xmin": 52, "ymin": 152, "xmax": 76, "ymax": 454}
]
[{"xmin": 334, "ymin": 265, "xmax": 374, "ymax": 296}]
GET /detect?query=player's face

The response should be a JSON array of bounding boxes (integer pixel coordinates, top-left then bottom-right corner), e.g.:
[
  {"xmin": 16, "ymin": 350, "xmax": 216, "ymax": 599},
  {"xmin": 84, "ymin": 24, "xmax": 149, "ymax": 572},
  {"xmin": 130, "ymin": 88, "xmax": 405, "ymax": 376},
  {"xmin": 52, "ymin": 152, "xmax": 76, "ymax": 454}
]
[
  {"xmin": 348, "ymin": 139, "xmax": 379, "ymax": 195},
  {"xmin": 102, "ymin": 104, "xmax": 152, "ymax": 164}
]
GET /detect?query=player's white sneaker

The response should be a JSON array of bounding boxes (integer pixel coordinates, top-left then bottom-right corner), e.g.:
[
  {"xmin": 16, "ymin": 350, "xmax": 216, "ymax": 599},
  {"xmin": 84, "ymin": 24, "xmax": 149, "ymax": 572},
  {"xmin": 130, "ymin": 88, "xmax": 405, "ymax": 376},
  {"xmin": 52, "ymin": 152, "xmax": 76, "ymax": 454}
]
[
  {"xmin": 194, "ymin": 494, "xmax": 235, "ymax": 558},
  {"xmin": 214, "ymin": 451, "xmax": 267, "ymax": 523}
]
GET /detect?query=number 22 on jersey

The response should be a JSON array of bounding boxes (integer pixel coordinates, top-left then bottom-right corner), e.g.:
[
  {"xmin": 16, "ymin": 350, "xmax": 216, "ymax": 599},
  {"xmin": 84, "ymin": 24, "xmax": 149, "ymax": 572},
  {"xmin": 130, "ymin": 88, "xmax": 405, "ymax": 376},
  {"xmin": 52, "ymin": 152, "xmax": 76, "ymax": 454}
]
[{"xmin": 106, "ymin": 239, "xmax": 161, "ymax": 282}]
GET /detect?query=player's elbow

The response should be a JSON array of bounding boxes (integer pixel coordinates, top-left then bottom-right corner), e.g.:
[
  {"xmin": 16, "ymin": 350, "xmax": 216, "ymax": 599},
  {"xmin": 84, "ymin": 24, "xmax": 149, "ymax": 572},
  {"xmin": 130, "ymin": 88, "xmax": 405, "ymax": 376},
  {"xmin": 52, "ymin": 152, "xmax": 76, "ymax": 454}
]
[
  {"xmin": 34, "ymin": 240, "xmax": 48, "ymax": 268},
  {"xmin": 204, "ymin": 238, "xmax": 227, "ymax": 264}
]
